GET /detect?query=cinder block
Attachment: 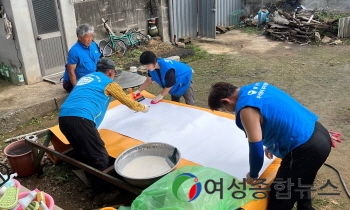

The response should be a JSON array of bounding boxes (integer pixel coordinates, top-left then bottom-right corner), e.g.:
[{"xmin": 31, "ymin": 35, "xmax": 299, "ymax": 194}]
[
  {"xmin": 179, "ymin": 36, "xmax": 191, "ymax": 43},
  {"xmin": 176, "ymin": 42, "xmax": 186, "ymax": 48}
]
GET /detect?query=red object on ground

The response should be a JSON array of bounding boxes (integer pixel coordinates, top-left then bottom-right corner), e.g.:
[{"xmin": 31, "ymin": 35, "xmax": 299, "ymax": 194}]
[{"xmin": 328, "ymin": 130, "xmax": 342, "ymax": 148}]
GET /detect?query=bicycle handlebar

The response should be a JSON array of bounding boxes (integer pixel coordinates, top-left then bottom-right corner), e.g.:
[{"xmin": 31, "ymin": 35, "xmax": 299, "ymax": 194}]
[{"xmin": 102, "ymin": 19, "xmax": 108, "ymax": 23}]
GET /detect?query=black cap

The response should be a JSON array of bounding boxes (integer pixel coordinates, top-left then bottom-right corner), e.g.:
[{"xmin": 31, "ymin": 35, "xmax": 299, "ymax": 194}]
[{"xmin": 97, "ymin": 58, "xmax": 115, "ymax": 72}]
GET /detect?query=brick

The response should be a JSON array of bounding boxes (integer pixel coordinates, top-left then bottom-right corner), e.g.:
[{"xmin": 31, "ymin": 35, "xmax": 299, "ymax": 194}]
[{"xmin": 176, "ymin": 42, "xmax": 186, "ymax": 48}]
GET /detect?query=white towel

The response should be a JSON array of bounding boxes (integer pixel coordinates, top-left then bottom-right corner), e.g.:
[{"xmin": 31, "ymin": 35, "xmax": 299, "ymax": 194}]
[{"xmin": 3, "ymin": 13, "xmax": 12, "ymax": 39}]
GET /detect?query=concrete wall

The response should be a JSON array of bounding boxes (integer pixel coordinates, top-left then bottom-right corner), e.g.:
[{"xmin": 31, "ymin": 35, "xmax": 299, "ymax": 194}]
[
  {"xmin": 74, "ymin": 0, "xmax": 153, "ymax": 40},
  {"xmin": 151, "ymin": 0, "xmax": 170, "ymax": 43},
  {"xmin": 59, "ymin": 1, "xmax": 78, "ymax": 50}
]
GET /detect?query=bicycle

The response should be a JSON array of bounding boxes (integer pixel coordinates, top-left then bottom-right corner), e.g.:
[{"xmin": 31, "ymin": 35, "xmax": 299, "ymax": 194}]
[{"xmin": 101, "ymin": 18, "xmax": 150, "ymax": 57}]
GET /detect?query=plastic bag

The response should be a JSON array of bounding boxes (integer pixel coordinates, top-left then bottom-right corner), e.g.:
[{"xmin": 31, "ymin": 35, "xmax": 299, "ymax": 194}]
[{"xmin": 130, "ymin": 166, "xmax": 256, "ymax": 210}]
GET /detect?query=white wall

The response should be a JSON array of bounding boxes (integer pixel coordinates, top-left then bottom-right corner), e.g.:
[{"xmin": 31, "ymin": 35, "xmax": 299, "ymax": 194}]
[
  {"xmin": 0, "ymin": 0, "xmax": 42, "ymax": 84},
  {"xmin": 10, "ymin": 0, "xmax": 42, "ymax": 84},
  {"xmin": 60, "ymin": 1, "xmax": 77, "ymax": 50},
  {"xmin": 0, "ymin": 0, "xmax": 24, "ymax": 80}
]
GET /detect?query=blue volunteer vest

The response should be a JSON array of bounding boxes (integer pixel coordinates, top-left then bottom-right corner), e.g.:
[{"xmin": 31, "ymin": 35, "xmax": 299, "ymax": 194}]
[
  {"xmin": 235, "ymin": 82, "xmax": 318, "ymax": 158},
  {"xmin": 148, "ymin": 58, "xmax": 192, "ymax": 97},
  {"xmin": 62, "ymin": 41, "xmax": 100, "ymax": 82},
  {"xmin": 59, "ymin": 72, "xmax": 113, "ymax": 127}
]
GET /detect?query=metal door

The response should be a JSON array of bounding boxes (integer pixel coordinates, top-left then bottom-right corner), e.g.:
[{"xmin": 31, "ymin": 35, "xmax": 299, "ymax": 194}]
[
  {"xmin": 168, "ymin": 0, "xmax": 198, "ymax": 43},
  {"xmin": 198, "ymin": 0, "xmax": 216, "ymax": 39},
  {"xmin": 29, "ymin": 0, "xmax": 67, "ymax": 77}
]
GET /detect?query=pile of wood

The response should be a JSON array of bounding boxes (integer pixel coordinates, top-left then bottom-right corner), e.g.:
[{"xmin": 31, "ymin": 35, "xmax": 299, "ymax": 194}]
[{"xmin": 264, "ymin": 10, "xmax": 339, "ymax": 44}]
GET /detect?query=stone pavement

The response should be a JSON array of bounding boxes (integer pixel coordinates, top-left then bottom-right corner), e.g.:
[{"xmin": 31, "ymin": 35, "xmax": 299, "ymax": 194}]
[{"xmin": 0, "ymin": 79, "xmax": 68, "ymax": 135}]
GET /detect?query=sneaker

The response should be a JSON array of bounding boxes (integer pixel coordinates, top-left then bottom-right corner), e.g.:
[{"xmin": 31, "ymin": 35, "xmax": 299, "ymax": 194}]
[{"xmin": 93, "ymin": 190, "xmax": 121, "ymax": 206}]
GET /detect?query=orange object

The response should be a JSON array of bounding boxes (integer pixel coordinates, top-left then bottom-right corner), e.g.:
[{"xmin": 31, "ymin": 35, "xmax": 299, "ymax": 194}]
[
  {"xmin": 36, "ymin": 191, "xmax": 46, "ymax": 210},
  {"xmin": 129, "ymin": 88, "xmax": 145, "ymax": 102},
  {"xmin": 129, "ymin": 88, "xmax": 135, "ymax": 99}
]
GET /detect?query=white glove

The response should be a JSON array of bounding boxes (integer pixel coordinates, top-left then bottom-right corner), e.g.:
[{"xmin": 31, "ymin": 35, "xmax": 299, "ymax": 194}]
[
  {"xmin": 141, "ymin": 104, "xmax": 149, "ymax": 113},
  {"xmin": 151, "ymin": 94, "xmax": 163, "ymax": 104}
]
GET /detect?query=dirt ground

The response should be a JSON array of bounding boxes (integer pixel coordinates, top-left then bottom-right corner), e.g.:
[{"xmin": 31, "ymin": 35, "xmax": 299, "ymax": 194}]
[{"xmin": 1, "ymin": 29, "xmax": 350, "ymax": 210}]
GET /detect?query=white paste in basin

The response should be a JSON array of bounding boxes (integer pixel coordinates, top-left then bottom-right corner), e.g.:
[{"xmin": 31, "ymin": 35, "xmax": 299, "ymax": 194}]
[{"xmin": 121, "ymin": 156, "xmax": 171, "ymax": 178}]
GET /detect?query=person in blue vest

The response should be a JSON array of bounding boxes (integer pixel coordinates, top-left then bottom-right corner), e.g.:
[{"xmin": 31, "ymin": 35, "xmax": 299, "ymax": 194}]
[
  {"xmin": 61, "ymin": 23, "xmax": 101, "ymax": 92},
  {"xmin": 59, "ymin": 58, "xmax": 149, "ymax": 205},
  {"xmin": 208, "ymin": 81, "xmax": 332, "ymax": 210},
  {"xmin": 134, "ymin": 51, "xmax": 195, "ymax": 105}
]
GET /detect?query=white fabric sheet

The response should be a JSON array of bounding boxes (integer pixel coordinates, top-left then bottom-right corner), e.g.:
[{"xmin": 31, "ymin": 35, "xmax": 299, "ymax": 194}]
[{"xmin": 99, "ymin": 99, "xmax": 275, "ymax": 180}]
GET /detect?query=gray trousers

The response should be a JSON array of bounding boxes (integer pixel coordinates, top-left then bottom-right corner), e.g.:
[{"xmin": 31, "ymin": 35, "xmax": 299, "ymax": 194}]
[{"xmin": 171, "ymin": 82, "xmax": 195, "ymax": 105}]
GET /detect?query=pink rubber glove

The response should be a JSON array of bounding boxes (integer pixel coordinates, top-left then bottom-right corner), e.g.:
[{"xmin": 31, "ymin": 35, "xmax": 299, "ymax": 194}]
[
  {"xmin": 151, "ymin": 94, "xmax": 163, "ymax": 104},
  {"xmin": 134, "ymin": 90, "xmax": 141, "ymax": 98}
]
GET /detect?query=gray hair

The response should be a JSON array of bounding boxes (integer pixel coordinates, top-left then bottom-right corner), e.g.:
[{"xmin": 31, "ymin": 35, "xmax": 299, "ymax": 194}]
[{"xmin": 76, "ymin": 23, "xmax": 94, "ymax": 37}]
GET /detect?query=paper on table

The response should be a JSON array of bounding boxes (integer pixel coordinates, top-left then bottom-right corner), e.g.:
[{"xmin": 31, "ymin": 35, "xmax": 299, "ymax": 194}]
[{"xmin": 98, "ymin": 98, "xmax": 275, "ymax": 180}]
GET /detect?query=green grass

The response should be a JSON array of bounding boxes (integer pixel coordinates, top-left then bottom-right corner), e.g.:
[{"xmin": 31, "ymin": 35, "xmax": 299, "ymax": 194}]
[
  {"xmin": 44, "ymin": 163, "xmax": 72, "ymax": 181},
  {"xmin": 342, "ymin": 38, "xmax": 350, "ymax": 44},
  {"xmin": 241, "ymin": 26, "xmax": 260, "ymax": 35},
  {"xmin": 107, "ymin": 44, "xmax": 209, "ymax": 70},
  {"xmin": 316, "ymin": 11, "xmax": 350, "ymax": 23},
  {"xmin": 110, "ymin": 48, "xmax": 143, "ymax": 70},
  {"xmin": 181, "ymin": 44, "xmax": 209, "ymax": 63}
]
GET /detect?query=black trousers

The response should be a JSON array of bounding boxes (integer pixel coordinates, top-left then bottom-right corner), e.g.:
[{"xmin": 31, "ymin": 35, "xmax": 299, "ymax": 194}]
[
  {"xmin": 62, "ymin": 80, "xmax": 73, "ymax": 92},
  {"xmin": 59, "ymin": 116, "xmax": 111, "ymax": 194},
  {"xmin": 268, "ymin": 121, "xmax": 332, "ymax": 210}
]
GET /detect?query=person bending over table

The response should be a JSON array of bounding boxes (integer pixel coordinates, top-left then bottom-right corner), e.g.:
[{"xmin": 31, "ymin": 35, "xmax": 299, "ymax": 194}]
[
  {"xmin": 61, "ymin": 23, "xmax": 102, "ymax": 92},
  {"xmin": 208, "ymin": 81, "xmax": 332, "ymax": 210},
  {"xmin": 59, "ymin": 58, "xmax": 149, "ymax": 205},
  {"xmin": 134, "ymin": 51, "xmax": 195, "ymax": 105}
]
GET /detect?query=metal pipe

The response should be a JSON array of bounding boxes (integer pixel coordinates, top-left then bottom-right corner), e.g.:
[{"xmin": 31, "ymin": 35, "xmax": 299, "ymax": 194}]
[
  {"xmin": 4, "ymin": 128, "xmax": 49, "ymax": 143},
  {"xmin": 168, "ymin": 0, "xmax": 175, "ymax": 43}
]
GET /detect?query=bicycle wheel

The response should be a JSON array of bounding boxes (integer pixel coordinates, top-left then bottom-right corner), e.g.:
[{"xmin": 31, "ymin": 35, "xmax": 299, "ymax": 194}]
[
  {"xmin": 102, "ymin": 41, "xmax": 114, "ymax": 57},
  {"xmin": 130, "ymin": 32, "xmax": 150, "ymax": 45},
  {"xmin": 112, "ymin": 39, "xmax": 127, "ymax": 56},
  {"xmin": 103, "ymin": 40, "xmax": 127, "ymax": 57}
]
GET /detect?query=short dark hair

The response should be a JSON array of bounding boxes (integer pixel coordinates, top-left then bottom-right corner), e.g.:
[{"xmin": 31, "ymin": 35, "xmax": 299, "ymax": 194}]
[
  {"xmin": 140, "ymin": 51, "xmax": 157, "ymax": 65},
  {"xmin": 208, "ymin": 82, "xmax": 238, "ymax": 111},
  {"xmin": 96, "ymin": 57, "xmax": 115, "ymax": 73}
]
